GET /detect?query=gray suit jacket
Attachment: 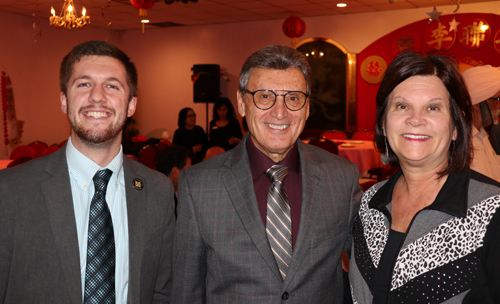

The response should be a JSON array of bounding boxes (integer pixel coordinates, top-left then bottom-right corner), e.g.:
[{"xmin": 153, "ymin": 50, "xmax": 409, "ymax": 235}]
[
  {"xmin": 0, "ymin": 146, "xmax": 175, "ymax": 304},
  {"xmin": 172, "ymin": 136, "xmax": 362, "ymax": 304}
]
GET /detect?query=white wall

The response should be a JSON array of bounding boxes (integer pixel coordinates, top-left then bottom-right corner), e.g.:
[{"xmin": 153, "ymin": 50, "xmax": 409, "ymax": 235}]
[
  {"xmin": 0, "ymin": 1, "xmax": 498, "ymax": 159},
  {"xmin": 0, "ymin": 11, "xmax": 125, "ymax": 158}
]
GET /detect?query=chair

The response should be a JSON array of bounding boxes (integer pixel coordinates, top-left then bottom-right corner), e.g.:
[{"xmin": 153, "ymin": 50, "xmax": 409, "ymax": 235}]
[
  {"xmin": 28, "ymin": 141, "xmax": 49, "ymax": 158},
  {"xmin": 10, "ymin": 145, "xmax": 35, "ymax": 160},
  {"xmin": 321, "ymin": 130, "xmax": 347, "ymax": 140},
  {"xmin": 42, "ymin": 145, "xmax": 60, "ymax": 156},
  {"xmin": 308, "ymin": 138, "xmax": 338, "ymax": 155},
  {"xmin": 138, "ymin": 145, "xmax": 158, "ymax": 169},
  {"xmin": 126, "ymin": 154, "xmax": 139, "ymax": 161},
  {"xmin": 204, "ymin": 146, "xmax": 225, "ymax": 160},
  {"xmin": 156, "ymin": 140, "xmax": 171, "ymax": 153},
  {"xmin": 7, "ymin": 156, "xmax": 34, "ymax": 168},
  {"xmin": 352, "ymin": 130, "xmax": 375, "ymax": 141}
]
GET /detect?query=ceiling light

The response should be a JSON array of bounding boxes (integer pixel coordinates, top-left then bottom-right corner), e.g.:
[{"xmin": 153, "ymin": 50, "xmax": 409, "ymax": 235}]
[
  {"xmin": 50, "ymin": 0, "xmax": 90, "ymax": 29},
  {"xmin": 337, "ymin": 3, "xmax": 347, "ymax": 7}
]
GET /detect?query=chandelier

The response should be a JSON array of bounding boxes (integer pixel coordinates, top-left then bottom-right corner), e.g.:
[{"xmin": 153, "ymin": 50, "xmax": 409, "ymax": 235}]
[{"xmin": 50, "ymin": 0, "xmax": 90, "ymax": 29}]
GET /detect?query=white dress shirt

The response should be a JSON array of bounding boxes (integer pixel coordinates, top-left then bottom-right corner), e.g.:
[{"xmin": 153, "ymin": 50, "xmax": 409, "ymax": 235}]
[
  {"xmin": 66, "ymin": 137, "xmax": 129, "ymax": 303},
  {"xmin": 471, "ymin": 126, "xmax": 500, "ymax": 182}
]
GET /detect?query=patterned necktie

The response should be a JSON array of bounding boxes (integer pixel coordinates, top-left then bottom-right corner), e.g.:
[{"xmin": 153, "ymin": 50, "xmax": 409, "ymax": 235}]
[
  {"xmin": 266, "ymin": 164, "xmax": 293, "ymax": 280},
  {"xmin": 84, "ymin": 169, "xmax": 115, "ymax": 304}
]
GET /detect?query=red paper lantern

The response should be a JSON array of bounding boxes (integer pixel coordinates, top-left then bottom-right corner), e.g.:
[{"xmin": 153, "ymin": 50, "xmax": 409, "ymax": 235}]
[
  {"xmin": 283, "ymin": 16, "xmax": 306, "ymax": 46},
  {"xmin": 130, "ymin": 0, "xmax": 155, "ymax": 33},
  {"xmin": 130, "ymin": 0, "xmax": 155, "ymax": 9}
]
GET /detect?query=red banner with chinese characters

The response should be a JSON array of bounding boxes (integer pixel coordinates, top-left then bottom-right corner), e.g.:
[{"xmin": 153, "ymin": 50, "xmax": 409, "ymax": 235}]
[{"xmin": 356, "ymin": 13, "xmax": 500, "ymax": 132}]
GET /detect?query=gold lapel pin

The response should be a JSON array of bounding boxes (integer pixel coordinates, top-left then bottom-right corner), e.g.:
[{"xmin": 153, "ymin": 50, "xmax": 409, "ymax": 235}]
[{"xmin": 132, "ymin": 178, "xmax": 144, "ymax": 190}]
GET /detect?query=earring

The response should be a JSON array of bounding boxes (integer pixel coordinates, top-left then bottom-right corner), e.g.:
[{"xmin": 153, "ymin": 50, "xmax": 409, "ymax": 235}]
[
  {"xmin": 450, "ymin": 140, "xmax": 455, "ymax": 163},
  {"xmin": 381, "ymin": 137, "xmax": 389, "ymax": 165}
]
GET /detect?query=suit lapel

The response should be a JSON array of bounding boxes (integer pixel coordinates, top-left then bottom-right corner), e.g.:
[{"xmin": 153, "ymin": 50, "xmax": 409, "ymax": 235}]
[
  {"xmin": 284, "ymin": 141, "xmax": 324, "ymax": 286},
  {"xmin": 42, "ymin": 148, "xmax": 83, "ymax": 304},
  {"xmin": 123, "ymin": 157, "xmax": 146, "ymax": 304},
  {"xmin": 221, "ymin": 137, "xmax": 282, "ymax": 281}
]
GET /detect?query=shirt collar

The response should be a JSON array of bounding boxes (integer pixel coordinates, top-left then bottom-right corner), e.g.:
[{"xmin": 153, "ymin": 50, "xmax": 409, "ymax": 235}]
[
  {"xmin": 473, "ymin": 126, "xmax": 489, "ymax": 140},
  {"xmin": 369, "ymin": 168, "xmax": 470, "ymax": 218},
  {"xmin": 246, "ymin": 135, "xmax": 300, "ymax": 180},
  {"xmin": 66, "ymin": 136, "xmax": 124, "ymax": 187}
]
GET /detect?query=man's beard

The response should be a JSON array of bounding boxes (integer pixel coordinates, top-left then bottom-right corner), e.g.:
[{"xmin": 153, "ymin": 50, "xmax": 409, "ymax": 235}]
[{"xmin": 69, "ymin": 106, "xmax": 126, "ymax": 149}]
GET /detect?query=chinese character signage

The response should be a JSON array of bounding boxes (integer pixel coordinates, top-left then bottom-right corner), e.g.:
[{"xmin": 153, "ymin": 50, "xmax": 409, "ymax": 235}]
[
  {"xmin": 361, "ymin": 55, "xmax": 387, "ymax": 84},
  {"xmin": 459, "ymin": 18, "xmax": 491, "ymax": 50},
  {"xmin": 493, "ymin": 29, "xmax": 500, "ymax": 54},
  {"xmin": 425, "ymin": 22, "xmax": 456, "ymax": 50},
  {"xmin": 391, "ymin": 32, "xmax": 421, "ymax": 57}
]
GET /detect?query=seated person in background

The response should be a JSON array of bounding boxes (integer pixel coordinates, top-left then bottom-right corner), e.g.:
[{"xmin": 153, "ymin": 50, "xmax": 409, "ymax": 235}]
[
  {"xmin": 349, "ymin": 51, "xmax": 500, "ymax": 303},
  {"xmin": 173, "ymin": 107, "xmax": 207, "ymax": 164},
  {"xmin": 462, "ymin": 65, "xmax": 500, "ymax": 182},
  {"xmin": 209, "ymin": 97, "xmax": 243, "ymax": 151},
  {"xmin": 156, "ymin": 144, "xmax": 192, "ymax": 218}
]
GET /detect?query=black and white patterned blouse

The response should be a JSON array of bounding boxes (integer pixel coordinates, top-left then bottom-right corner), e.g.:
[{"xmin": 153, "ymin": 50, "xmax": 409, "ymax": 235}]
[{"xmin": 349, "ymin": 168, "xmax": 500, "ymax": 304}]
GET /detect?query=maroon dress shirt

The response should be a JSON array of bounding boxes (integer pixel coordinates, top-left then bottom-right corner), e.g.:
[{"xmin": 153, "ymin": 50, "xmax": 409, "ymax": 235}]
[{"xmin": 246, "ymin": 136, "xmax": 302, "ymax": 248}]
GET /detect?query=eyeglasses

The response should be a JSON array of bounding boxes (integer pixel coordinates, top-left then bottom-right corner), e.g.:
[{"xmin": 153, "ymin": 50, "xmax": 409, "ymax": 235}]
[
  {"xmin": 187, "ymin": 114, "xmax": 196, "ymax": 118},
  {"xmin": 246, "ymin": 89, "xmax": 309, "ymax": 111},
  {"xmin": 489, "ymin": 97, "xmax": 500, "ymax": 101}
]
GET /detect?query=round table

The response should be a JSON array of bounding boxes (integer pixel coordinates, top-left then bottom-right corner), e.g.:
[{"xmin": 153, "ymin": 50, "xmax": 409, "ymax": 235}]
[{"xmin": 334, "ymin": 140, "xmax": 388, "ymax": 177}]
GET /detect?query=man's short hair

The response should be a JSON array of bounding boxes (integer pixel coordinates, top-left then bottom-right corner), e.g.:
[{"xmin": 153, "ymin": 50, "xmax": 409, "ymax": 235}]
[
  {"xmin": 60, "ymin": 40, "xmax": 138, "ymax": 100},
  {"xmin": 156, "ymin": 144, "xmax": 192, "ymax": 176},
  {"xmin": 238, "ymin": 45, "xmax": 312, "ymax": 95}
]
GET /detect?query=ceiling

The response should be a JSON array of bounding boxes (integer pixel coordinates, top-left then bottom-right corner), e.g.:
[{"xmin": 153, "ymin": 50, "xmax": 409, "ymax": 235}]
[{"xmin": 0, "ymin": 0, "xmax": 496, "ymax": 31}]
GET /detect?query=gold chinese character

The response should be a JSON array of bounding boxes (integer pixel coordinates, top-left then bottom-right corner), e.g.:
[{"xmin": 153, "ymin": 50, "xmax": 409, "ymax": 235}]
[
  {"xmin": 428, "ymin": 23, "xmax": 453, "ymax": 49},
  {"xmin": 460, "ymin": 21, "xmax": 487, "ymax": 48}
]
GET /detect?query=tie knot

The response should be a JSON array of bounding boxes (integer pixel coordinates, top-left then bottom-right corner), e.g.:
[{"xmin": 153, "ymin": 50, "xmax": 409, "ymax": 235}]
[
  {"xmin": 266, "ymin": 164, "xmax": 289, "ymax": 183},
  {"xmin": 93, "ymin": 169, "xmax": 113, "ymax": 194}
]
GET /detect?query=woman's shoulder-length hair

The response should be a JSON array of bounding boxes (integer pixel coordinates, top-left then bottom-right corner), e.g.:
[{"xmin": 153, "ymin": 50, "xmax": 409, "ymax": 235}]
[{"xmin": 374, "ymin": 51, "xmax": 473, "ymax": 177}]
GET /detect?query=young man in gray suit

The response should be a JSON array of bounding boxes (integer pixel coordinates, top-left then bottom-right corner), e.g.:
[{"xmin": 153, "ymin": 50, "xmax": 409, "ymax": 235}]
[
  {"xmin": 0, "ymin": 41, "xmax": 175, "ymax": 303},
  {"xmin": 172, "ymin": 45, "xmax": 362, "ymax": 303}
]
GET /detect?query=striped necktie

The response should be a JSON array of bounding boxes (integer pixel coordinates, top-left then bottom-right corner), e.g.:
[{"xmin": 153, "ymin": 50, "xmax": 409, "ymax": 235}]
[
  {"xmin": 84, "ymin": 169, "xmax": 115, "ymax": 304},
  {"xmin": 266, "ymin": 164, "xmax": 292, "ymax": 280}
]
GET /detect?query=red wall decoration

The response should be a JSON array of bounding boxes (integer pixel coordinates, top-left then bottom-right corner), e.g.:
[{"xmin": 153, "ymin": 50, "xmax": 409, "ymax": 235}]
[{"xmin": 356, "ymin": 13, "xmax": 500, "ymax": 132}]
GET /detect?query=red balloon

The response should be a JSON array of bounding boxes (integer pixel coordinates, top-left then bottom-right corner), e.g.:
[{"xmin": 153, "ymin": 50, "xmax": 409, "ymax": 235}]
[
  {"xmin": 282, "ymin": 16, "xmax": 306, "ymax": 39},
  {"xmin": 130, "ymin": 0, "xmax": 155, "ymax": 9}
]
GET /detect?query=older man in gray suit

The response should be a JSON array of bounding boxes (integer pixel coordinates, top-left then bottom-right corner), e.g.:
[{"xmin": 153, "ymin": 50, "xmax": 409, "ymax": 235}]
[
  {"xmin": 172, "ymin": 45, "xmax": 362, "ymax": 303},
  {"xmin": 0, "ymin": 41, "xmax": 175, "ymax": 303}
]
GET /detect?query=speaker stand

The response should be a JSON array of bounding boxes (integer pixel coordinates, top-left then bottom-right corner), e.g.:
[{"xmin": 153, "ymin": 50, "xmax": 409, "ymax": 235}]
[{"xmin": 205, "ymin": 102, "xmax": 209, "ymax": 137}]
